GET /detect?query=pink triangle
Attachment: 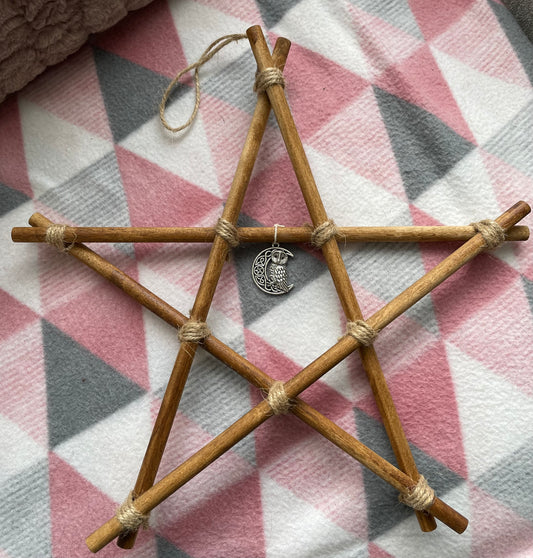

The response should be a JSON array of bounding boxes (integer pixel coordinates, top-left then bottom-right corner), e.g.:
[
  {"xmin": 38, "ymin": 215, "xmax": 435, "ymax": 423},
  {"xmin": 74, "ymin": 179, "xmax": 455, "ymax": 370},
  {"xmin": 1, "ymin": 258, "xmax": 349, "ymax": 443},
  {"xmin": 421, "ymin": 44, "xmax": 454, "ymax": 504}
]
[
  {"xmin": 449, "ymin": 276, "xmax": 533, "ymax": 397},
  {"xmin": 375, "ymin": 43, "xmax": 476, "ymax": 143},
  {"xmin": 93, "ymin": 1, "xmax": 187, "ymax": 78},
  {"xmin": 0, "ymin": 321, "xmax": 47, "ymax": 447},
  {"xmin": 243, "ymin": 152, "xmax": 313, "ymax": 225},
  {"xmin": 48, "ymin": 452, "xmax": 156, "ymax": 557},
  {"xmin": 22, "ymin": 46, "xmax": 112, "ymax": 141},
  {"xmin": 308, "ymin": 85, "xmax": 406, "ymax": 201},
  {"xmin": 0, "ymin": 97, "xmax": 33, "ymax": 197},
  {"xmin": 371, "ymin": 340, "xmax": 467, "ymax": 476},
  {"xmin": 211, "ymin": 259, "xmax": 243, "ymax": 324},
  {"xmin": 409, "ymin": 0, "xmax": 475, "ymax": 41},
  {"xmin": 45, "ymin": 263, "xmax": 151, "ymax": 391},
  {"xmin": 0, "ymin": 288, "xmax": 39, "ymax": 342},
  {"xmin": 349, "ymin": 4, "xmax": 424, "ymax": 76},
  {"xmin": 117, "ymin": 146, "xmax": 222, "ymax": 228},
  {"xmin": 411, "ymin": 204, "xmax": 520, "ymax": 338},
  {"xmin": 368, "ymin": 541, "xmax": 395, "ymax": 558},
  {"xmin": 432, "ymin": 1, "xmax": 531, "ymax": 87},
  {"xmin": 279, "ymin": 40, "xmax": 368, "ymax": 141},
  {"xmin": 161, "ymin": 471, "xmax": 266, "ymax": 558},
  {"xmin": 470, "ymin": 484, "xmax": 533, "ymax": 558}
]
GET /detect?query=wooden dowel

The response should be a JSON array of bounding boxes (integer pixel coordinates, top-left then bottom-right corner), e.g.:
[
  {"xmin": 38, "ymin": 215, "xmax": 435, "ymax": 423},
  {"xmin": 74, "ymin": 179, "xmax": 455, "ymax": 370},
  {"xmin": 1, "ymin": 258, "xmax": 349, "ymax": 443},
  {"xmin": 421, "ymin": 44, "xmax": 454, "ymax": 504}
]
[
  {"xmin": 11, "ymin": 224, "xmax": 530, "ymax": 244},
  {"xmin": 115, "ymin": 37, "xmax": 291, "ymax": 550},
  {"xmin": 245, "ymin": 24, "xmax": 437, "ymax": 530},
  {"xmin": 86, "ymin": 200, "xmax": 528, "ymax": 551}
]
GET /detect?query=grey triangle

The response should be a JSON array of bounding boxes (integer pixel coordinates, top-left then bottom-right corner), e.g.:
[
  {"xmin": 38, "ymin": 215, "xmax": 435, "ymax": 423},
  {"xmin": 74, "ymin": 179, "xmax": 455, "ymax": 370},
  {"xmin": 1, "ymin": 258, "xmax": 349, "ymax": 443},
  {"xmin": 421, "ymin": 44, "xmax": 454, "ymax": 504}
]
[
  {"xmin": 42, "ymin": 319, "xmax": 145, "ymax": 447},
  {"xmin": 233, "ymin": 214, "xmax": 329, "ymax": 327},
  {"xmin": 178, "ymin": 349, "xmax": 257, "ymax": 465},
  {"xmin": 255, "ymin": 0, "xmax": 303, "ymax": 28},
  {"xmin": 374, "ymin": 86, "xmax": 475, "ymax": 201},
  {"xmin": 343, "ymin": 208, "xmax": 439, "ymax": 335},
  {"xmin": 157, "ymin": 535, "xmax": 193, "ymax": 558},
  {"xmin": 476, "ymin": 437, "xmax": 533, "ymax": 520},
  {"xmin": 522, "ymin": 276, "xmax": 533, "ymax": 316},
  {"xmin": 349, "ymin": 0, "xmax": 423, "ymax": 39},
  {"xmin": 484, "ymin": 99, "xmax": 533, "ymax": 177},
  {"xmin": 39, "ymin": 151, "xmax": 129, "ymax": 227},
  {"xmin": 354, "ymin": 409, "xmax": 464, "ymax": 540},
  {"xmin": 489, "ymin": 0, "xmax": 533, "ymax": 84},
  {"xmin": 93, "ymin": 47, "xmax": 173, "ymax": 143},
  {"xmin": 203, "ymin": 51, "xmax": 258, "ymax": 115},
  {"xmin": 0, "ymin": 182, "xmax": 31, "ymax": 216},
  {"xmin": 0, "ymin": 459, "xmax": 52, "ymax": 558}
]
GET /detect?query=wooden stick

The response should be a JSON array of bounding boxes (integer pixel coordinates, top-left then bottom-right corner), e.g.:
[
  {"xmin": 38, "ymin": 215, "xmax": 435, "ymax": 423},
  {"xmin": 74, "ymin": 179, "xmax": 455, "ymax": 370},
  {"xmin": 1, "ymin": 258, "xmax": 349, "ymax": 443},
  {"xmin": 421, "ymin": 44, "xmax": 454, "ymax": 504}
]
[
  {"xmin": 85, "ymin": 200, "xmax": 530, "ymax": 551},
  {"xmin": 11, "ymin": 224, "xmax": 530, "ymax": 244},
  {"xmin": 246, "ymin": 24, "xmax": 435, "ymax": 530},
  {"xmin": 114, "ymin": 38, "xmax": 291, "ymax": 549}
]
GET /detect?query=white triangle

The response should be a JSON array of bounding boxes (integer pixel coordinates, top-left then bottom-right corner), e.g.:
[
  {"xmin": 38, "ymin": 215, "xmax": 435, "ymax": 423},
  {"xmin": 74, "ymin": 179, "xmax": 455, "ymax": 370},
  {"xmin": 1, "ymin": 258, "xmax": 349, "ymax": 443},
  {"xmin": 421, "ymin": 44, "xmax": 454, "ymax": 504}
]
[
  {"xmin": 273, "ymin": 0, "xmax": 372, "ymax": 80},
  {"xmin": 249, "ymin": 270, "xmax": 342, "ymax": 369},
  {"xmin": 260, "ymin": 473, "xmax": 365, "ymax": 558},
  {"xmin": 19, "ymin": 99, "xmax": 113, "ymax": 198},
  {"xmin": 446, "ymin": 342, "xmax": 533, "ymax": 479},
  {"xmin": 120, "ymin": 102, "xmax": 221, "ymax": 198},
  {"xmin": 54, "ymin": 394, "xmax": 153, "ymax": 502},
  {"xmin": 305, "ymin": 145, "xmax": 408, "ymax": 225},
  {"xmin": 1, "ymin": 199, "xmax": 42, "ymax": 314},
  {"xmin": 0, "ymin": 413, "xmax": 47, "ymax": 484},
  {"xmin": 415, "ymin": 148, "xmax": 501, "ymax": 225},
  {"xmin": 374, "ymin": 481, "xmax": 472, "ymax": 557},
  {"xmin": 431, "ymin": 46, "xmax": 533, "ymax": 145},
  {"xmin": 169, "ymin": 0, "xmax": 254, "ymax": 65}
]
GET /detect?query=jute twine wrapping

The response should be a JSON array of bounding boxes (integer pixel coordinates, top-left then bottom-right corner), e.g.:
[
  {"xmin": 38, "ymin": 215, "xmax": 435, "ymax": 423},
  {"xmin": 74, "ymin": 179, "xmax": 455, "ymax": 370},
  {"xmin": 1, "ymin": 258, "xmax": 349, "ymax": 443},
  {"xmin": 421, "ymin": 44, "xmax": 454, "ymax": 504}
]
[
  {"xmin": 160, "ymin": 33, "xmax": 247, "ymax": 133},
  {"xmin": 115, "ymin": 491, "xmax": 150, "ymax": 532},
  {"xmin": 267, "ymin": 381, "xmax": 292, "ymax": 415},
  {"xmin": 45, "ymin": 224, "xmax": 75, "ymax": 252},
  {"xmin": 254, "ymin": 67, "xmax": 285, "ymax": 93},
  {"xmin": 471, "ymin": 219, "xmax": 506, "ymax": 249},
  {"xmin": 215, "ymin": 218, "xmax": 240, "ymax": 248},
  {"xmin": 311, "ymin": 220, "xmax": 338, "ymax": 248},
  {"xmin": 178, "ymin": 321, "xmax": 211, "ymax": 343},
  {"xmin": 346, "ymin": 320, "xmax": 379, "ymax": 346},
  {"xmin": 399, "ymin": 475, "xmax": 436, "ymax": 511}
]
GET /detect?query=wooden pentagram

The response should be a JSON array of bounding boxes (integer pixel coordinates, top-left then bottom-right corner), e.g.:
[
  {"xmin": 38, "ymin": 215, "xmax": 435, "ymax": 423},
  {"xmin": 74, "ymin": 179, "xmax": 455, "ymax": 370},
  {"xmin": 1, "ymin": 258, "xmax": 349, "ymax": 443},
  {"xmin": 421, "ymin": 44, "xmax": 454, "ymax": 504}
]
[{"xmin": 11, "ymin": 26, "xmax": 530, "ymax": 553}]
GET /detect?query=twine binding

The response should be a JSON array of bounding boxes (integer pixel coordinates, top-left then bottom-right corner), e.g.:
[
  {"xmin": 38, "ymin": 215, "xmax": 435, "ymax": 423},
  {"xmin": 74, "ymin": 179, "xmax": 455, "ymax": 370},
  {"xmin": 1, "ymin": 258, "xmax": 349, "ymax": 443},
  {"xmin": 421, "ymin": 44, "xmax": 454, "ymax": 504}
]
[
  {"xmin": 160, "ymin": 33, "xmax": 247, "ymax": 133},
  {"xmin": 178, "ymin": 320, "xmax": 211, "ymax": 343},
  {"xmin": 267, "ymin": 381, "xmax": 292, "ymax": 415},
  {"xmin": 311, "ymin": 219, "xmax": 338, "ymax": 248},
  {"xmin": 346, "ymin": 320, "xmax": 379, "ymax": 346},
  {"xmin": 471, "ymin": 219, "xmax": 506, "ymax": 249},
  {"xmin": 45, "ymin": 224, "xmax": 76, "ymax": 252},
  {"xmin": 216, "ymin": 218, "xmax": 240, "ymax": 248},
  {"xmin": 399, "ymin": 475, "xmax": 436, "ymax": 511},
  {"xmin": 115, "ymin": 491, "xmax": 150, "ymax": 532},
  {"xmin": 254, "ymin": 67, "xmax": 285, "ymax": 93}
]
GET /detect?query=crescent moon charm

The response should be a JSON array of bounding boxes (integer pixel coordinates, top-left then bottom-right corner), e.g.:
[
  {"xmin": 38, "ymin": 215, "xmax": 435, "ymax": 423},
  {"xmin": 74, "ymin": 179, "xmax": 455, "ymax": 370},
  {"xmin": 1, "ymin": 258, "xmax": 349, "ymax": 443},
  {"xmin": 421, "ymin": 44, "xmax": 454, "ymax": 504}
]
[{"xmin": 252, "ymin": 246, "xmax": 294, "ymax": 295}]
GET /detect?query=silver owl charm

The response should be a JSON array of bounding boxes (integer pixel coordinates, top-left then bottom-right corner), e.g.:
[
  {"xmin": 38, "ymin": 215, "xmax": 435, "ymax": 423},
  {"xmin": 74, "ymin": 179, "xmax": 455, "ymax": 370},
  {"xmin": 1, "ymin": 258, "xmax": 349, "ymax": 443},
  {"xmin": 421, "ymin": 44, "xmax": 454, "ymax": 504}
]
[{"xmin": 252, "ymin": 246, "xmax": 294, "ymax": 295}]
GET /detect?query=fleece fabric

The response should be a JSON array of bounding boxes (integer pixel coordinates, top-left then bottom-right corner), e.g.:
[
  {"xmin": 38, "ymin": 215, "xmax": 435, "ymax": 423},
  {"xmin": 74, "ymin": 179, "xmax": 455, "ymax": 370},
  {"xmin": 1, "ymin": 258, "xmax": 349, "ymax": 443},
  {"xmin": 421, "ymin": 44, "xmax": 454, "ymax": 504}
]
[{"xmin": 1, "ymin": 1, "xmax": 532, "ymax": 557}]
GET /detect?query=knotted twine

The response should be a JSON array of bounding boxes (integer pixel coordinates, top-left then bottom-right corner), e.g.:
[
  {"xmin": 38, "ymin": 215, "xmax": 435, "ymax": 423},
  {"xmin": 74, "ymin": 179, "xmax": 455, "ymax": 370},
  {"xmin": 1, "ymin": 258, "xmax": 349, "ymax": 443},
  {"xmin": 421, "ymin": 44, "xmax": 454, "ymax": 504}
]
[
  {"xmin": 178, "ymin": 320, "xmax": 211, "ymax": 343},
  {"xmin": 399, "ymin": 475, "xmax": 436, "ymax": 511},
  {"xmin": 471, "ymin": 219, "xmax": 506, "ymax": 249},
  {"xmin": 267, "ymin": 381, "xmax": 292, "ymax": 415},
  {"xmin": 45, "ymin": 224, "xmax": 76, "ymax": 252},
  {"xmin": 115, "ymin": 491, "xmax": 150, "ymax": 532},
  {"xmin": 311, "ymin": 219, "xmax": 338, "ymax": 248},
  {"xmin": 215, "ymin": 218, "xmax": 240, "ymax": 248},
  {"xmin": 346, "ymin": 320, "xmax": 379, "ymax": 346},
  {"xmin": 160, "ymin": 33, "xmax": 286, "ymax": 133}
]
